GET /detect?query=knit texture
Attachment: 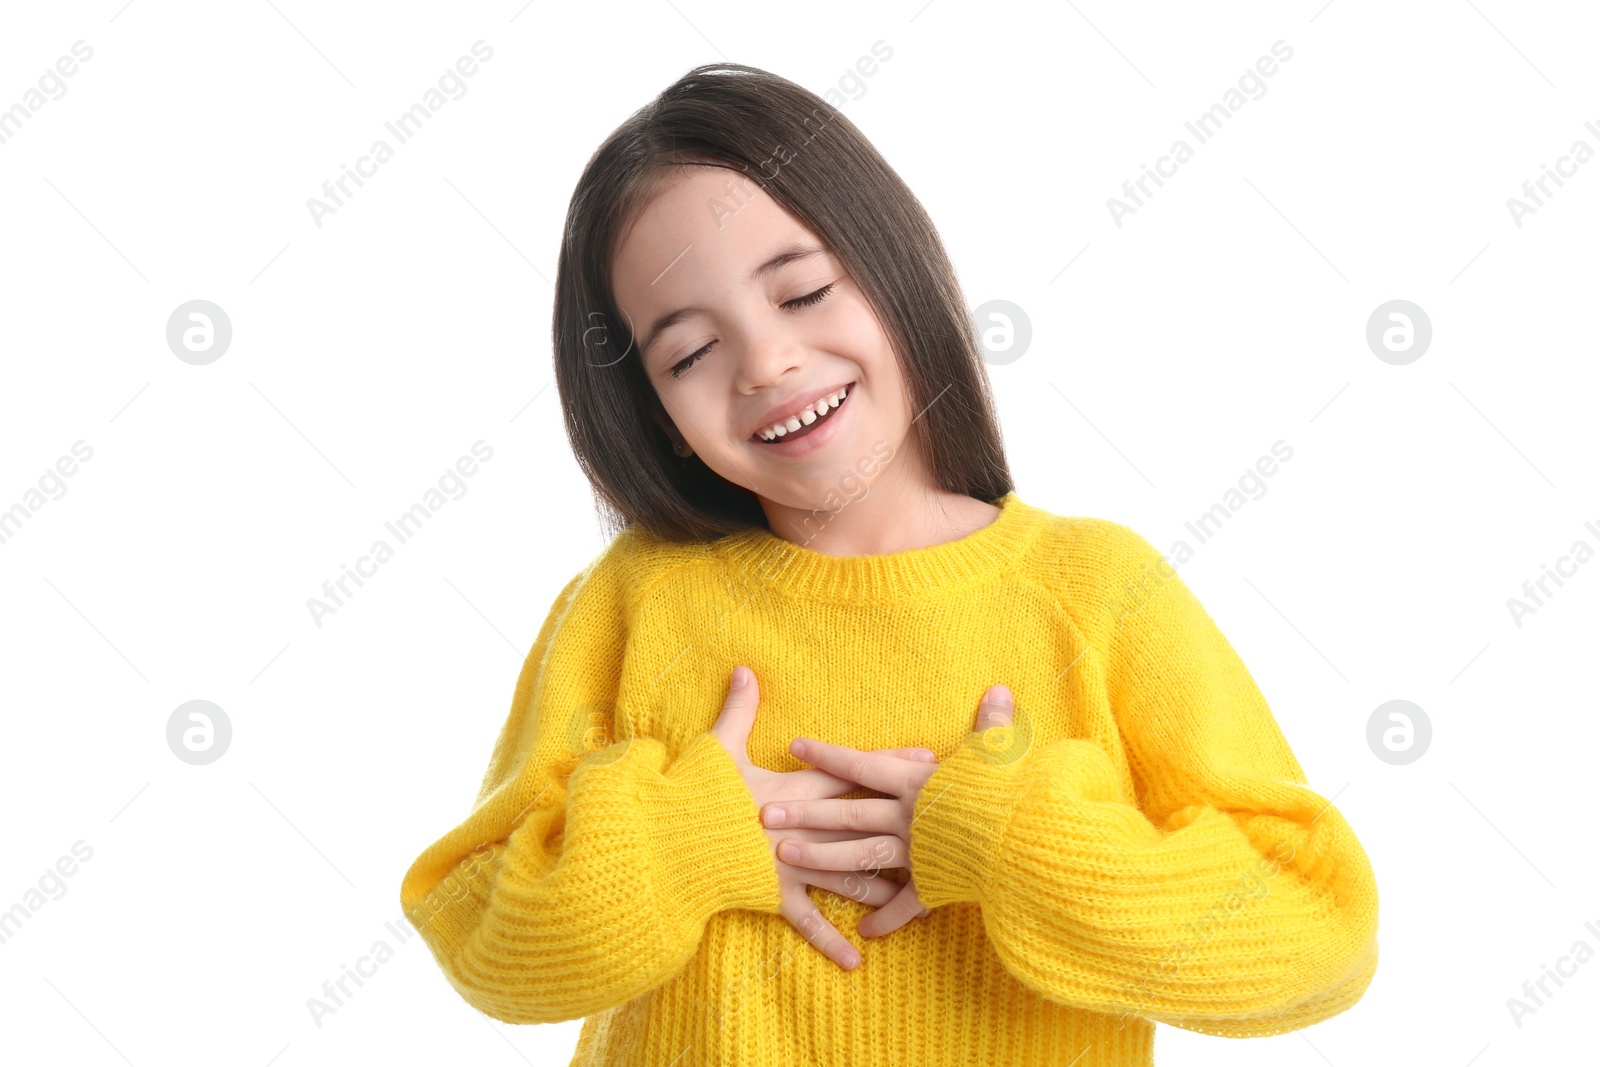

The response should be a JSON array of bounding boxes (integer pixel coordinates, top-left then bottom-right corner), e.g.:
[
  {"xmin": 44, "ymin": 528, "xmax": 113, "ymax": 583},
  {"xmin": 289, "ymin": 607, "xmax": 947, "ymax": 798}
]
[{"xmin": 398, "ymin": 491, "xmax": 1380, "ymax": 1065}]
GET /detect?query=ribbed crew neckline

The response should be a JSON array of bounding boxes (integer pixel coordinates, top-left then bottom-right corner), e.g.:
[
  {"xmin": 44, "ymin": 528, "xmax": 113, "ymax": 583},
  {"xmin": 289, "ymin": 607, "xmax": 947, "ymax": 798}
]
[{"xmin": 713, "ymin": 490, "xmax": 1045, "ymax": 603}]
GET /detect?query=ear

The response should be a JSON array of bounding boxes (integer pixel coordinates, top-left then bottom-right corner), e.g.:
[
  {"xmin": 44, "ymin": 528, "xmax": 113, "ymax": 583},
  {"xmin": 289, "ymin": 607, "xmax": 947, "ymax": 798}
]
[
  {"xmin": 647, "ymin": 401, "xmax": 676, "ymax": 441},
  {"xmin": 647, "ymin": 401, "xmax": 691, "ymax": 456}
]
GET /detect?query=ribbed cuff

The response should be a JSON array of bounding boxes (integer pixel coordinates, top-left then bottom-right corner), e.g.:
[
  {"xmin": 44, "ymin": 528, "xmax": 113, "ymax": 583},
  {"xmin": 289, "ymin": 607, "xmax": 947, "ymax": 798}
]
[
  {"xmin": 640, "ymin": 731, "xmax": 783, "ymax": 918},
  {"xmin": 908, "ymin": 729, "xmax": 1031, "ymax": 908}
]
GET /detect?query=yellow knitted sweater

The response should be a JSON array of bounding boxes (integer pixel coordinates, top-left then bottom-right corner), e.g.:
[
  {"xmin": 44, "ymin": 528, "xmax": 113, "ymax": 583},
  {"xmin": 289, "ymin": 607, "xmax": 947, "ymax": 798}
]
[{"xmin": 398, "ymin": 491, "xmax": 1380, "ymax": 1066}]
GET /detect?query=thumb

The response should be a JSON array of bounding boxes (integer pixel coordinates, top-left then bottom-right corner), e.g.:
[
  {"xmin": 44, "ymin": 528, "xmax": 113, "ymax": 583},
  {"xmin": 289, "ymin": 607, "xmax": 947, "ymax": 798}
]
[
  {"xmin": 975, "ymin": 684, "xmax": 1014, "ymax": 731},
  {"xmin": 711, "ymin": 665, "xmax": 759, "ymax": 766}
]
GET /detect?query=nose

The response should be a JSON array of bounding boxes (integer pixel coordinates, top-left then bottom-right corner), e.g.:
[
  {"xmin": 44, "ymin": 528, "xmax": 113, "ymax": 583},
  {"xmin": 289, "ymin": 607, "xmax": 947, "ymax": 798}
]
[{"xmin": 732, "ymin": 319, "xmax": 804, "ymax": 394}]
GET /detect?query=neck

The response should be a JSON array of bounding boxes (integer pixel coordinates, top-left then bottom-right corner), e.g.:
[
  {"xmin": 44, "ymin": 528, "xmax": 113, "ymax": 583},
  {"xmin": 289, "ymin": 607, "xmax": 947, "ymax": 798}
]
[
  {"xmin": 717, "ymin": 487, "xmax": 1036, "ymax": 605},
  {"xmin": 756, "ymin": 462, "xmax": 1001, "ymax": 558}
]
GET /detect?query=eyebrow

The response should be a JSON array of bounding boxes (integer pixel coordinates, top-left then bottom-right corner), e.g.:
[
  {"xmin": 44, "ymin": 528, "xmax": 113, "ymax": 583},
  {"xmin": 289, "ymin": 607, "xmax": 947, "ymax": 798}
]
[{"xmin": 639, "ymin": 243, "xmax": 829, "ymax": 361}]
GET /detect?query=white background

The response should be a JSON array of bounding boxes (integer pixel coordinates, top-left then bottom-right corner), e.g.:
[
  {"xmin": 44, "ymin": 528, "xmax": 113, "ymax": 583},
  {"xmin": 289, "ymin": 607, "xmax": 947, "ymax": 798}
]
[{"xmin": 1, "ymin": 1, "xmax": 1596, "ymax": 1064}]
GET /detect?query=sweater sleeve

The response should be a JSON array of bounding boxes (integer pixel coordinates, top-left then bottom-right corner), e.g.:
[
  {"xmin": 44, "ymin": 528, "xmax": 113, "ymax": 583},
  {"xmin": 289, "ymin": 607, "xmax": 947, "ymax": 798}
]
[
  {"xmin": 906, "ymin": 521, "xmax": 1380, "ymax": 1038},
  {"xmin": 397, "ymin": 543, "xmax": 782, "ymax": 1024}
]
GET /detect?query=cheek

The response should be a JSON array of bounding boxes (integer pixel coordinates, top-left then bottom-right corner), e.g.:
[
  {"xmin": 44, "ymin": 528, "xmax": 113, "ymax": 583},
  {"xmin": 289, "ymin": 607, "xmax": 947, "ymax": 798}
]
[
  {"xmin": 824, "ymin": 297, "xmax": 896, "ymax": 363},
  {"xmin": 669, "ymin": 378, "xmax": 734, "ymax": 440}
]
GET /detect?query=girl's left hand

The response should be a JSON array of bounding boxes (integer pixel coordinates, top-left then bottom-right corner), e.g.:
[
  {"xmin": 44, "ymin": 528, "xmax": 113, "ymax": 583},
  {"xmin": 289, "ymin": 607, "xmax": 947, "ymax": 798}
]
[{"xmin": 761, "ymin": 683, "xmax": 1015, "ymax": 940}]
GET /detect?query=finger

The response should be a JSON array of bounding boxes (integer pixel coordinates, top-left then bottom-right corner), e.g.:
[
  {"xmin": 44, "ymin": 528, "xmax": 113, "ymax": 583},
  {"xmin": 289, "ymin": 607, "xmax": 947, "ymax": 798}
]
[
  {"xmin": 875, "ymin": 746, "xmax": 937, "ymax": 762},
  {"xmin": 779, "ymin": 885, "xmax": 860, "ymax": 970},
  {"xmin": 777, "ymin": 834, "xmax": 907, "ymax": 873},
  {"xmin": 710, "ymin": 666, "xmax": 759, "ymax": 766},
  {"xmin": 790, "ymin": 738, "xmax": 922, "ymax": 796},
  {"xmin": 975, "ymin": 684, "xmax": 1014, "ymax": 730},
  {"xmin": 805, "ymin": 868, "xmax": 902, "ymax": 908},
  {"xmin": 779, "ymin": 766, "xmax": 870, "ymax": 801},
  {"xmin": 762, "ymin": 797, "xmax": 902, "ymax": 833},
  {"xmin": 783, "ymin": 826, "xmax": 898, "ymax": 844},
  {"xmin": 858, "ymin": 879, "xmax": 929, "ymax": 939}
]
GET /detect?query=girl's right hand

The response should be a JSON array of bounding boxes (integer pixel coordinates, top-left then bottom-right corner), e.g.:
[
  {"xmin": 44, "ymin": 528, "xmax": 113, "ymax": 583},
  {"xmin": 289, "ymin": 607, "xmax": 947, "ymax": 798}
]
[{"xmin": 712, "ymin": 664, "xmax": 934, "ymax": 971}]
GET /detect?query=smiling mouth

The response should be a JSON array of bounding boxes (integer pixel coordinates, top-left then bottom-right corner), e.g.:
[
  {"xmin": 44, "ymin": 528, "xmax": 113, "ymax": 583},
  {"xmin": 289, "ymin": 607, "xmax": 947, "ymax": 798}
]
[{"xmin": 751, "ymin": 383, "xmax": 854, "ymax": 444}]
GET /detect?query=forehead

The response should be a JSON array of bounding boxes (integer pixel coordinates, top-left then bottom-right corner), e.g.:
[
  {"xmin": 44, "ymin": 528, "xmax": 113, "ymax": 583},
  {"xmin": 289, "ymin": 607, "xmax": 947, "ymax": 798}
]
[{"xmin": 611, "ymin": 166, "xmax": 812, "ymax": 309}]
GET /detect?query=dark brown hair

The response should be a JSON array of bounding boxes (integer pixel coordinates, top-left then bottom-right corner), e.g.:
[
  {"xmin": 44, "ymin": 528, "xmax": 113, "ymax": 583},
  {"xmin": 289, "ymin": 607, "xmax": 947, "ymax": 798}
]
[{"xmin": 552, "ymin": 62, "xmax": 1012, "ymax": 542}]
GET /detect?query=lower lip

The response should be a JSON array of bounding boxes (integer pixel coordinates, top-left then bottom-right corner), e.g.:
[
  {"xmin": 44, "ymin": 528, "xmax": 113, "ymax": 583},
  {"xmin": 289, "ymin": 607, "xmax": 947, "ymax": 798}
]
[{"xmin": 749, "ymin": 384, "xmax": 856, "ymax": 458}]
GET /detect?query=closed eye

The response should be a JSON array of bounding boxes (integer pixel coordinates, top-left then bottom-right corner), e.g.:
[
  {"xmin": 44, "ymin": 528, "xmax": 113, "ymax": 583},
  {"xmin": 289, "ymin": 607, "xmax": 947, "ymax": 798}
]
[{"xmin": 666, "ymin": 283, "xmax": 837, "ymax": 380}]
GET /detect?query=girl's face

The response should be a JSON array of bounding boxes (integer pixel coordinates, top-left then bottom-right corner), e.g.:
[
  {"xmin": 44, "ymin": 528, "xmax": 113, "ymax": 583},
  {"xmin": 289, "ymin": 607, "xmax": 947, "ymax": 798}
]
[{"xmin": 610, "ymin": 165, "xmax": 914, "ymax": 512}]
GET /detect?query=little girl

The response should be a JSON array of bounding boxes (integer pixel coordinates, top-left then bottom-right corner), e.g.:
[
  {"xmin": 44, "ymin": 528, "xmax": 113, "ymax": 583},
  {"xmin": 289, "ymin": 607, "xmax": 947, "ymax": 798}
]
[{"xmin": 399, "ymin": 63, "xmax": 1379, "ymax": 1067}]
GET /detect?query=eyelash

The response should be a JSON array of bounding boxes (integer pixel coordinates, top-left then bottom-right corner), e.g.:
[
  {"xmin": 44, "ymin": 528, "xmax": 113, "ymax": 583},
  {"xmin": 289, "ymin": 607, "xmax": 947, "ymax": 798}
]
[{"xmin": 666, "ymin": 283, "xmax": 836, "ymax": 380}]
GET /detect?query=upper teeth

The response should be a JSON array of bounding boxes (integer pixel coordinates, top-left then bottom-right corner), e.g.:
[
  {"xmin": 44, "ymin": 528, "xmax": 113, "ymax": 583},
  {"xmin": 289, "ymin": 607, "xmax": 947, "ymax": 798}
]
[{"xmin": 757, "ymin": 387, "xmax": 847, "ymax": 440}]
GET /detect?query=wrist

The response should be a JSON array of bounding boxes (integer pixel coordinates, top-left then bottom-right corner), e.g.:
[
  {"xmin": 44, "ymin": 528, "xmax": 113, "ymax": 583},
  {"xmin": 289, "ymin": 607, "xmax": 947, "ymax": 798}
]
[
  {"xmin": 908, "ymin": 729, "xmax": 1031, "ymax": 907},
  {"xmin": 640, "ymin": 731, "xmax": 784, "ymax": 917}
]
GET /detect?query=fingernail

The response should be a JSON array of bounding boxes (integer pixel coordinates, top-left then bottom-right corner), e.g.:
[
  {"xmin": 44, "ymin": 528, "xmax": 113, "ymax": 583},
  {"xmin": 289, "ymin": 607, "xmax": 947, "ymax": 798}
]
[
  {"xmin": 917, "ymin": 748, "xmax": 937, "ymax": 761},
  {"xmin": 840, "ymin": 948, "xmax": 860, "ymax": 968},
  {"xmin": 987, "ymin": 684, "xmax": 1013, "ymax": 707},
  {"xmin": 778, "ymin": 842, "xmax": 799, "ymax": 862},
  {"xmin": 731, "ymin": 665, "xmax": 751, "ymax": 688},
  {"xmin": 764, "ymin": 806, "xmax": 786, "ymax": 826},
  {"xmin": 790, "ymin": 739, "xmax": 807, "ymax": 759}
]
